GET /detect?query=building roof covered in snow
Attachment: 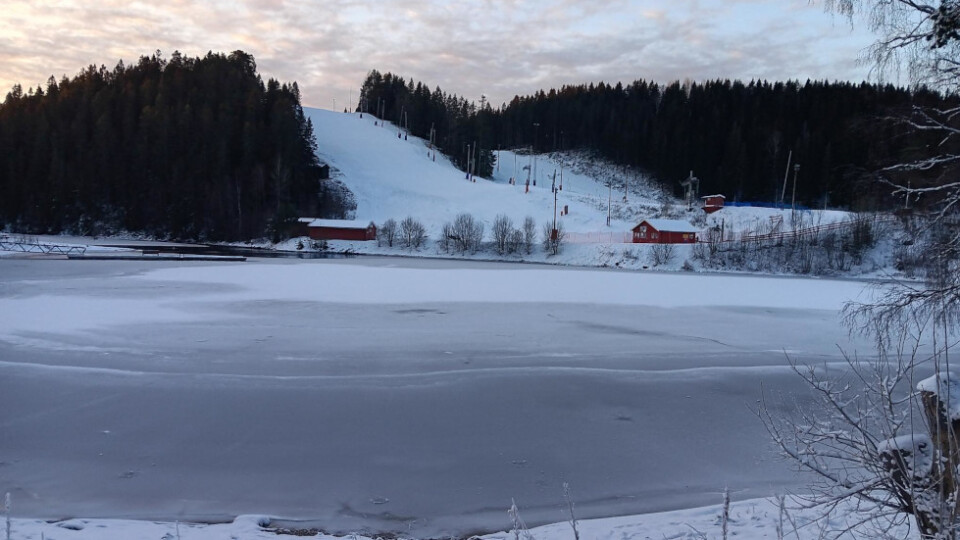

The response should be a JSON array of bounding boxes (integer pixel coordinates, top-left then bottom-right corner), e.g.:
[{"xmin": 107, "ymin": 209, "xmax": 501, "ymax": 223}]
[
  {"xmin": 637, "ymin": 219, "xmax": 700, "ymax": 233},
  {"xmin": 307, "ymin": 219, "xmax": 375, "ymax": 229}
]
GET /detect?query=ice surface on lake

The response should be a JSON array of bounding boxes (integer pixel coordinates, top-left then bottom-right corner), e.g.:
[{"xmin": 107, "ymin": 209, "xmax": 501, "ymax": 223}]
[{"xmin": 0, "ymin": 257, "xmax": 879, "ymax": 537}]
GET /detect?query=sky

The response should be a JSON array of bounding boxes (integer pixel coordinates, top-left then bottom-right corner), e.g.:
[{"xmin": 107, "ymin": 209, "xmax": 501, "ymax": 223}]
[{"xmin": 1, "ymin": 0, "xmax": 878, "ymax": 109}]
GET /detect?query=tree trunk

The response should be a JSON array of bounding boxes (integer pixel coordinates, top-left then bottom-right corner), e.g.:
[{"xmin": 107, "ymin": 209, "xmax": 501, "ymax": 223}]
[{"xmin": 921, "ymin": 389, "xmax": 960, "ymax": 539}]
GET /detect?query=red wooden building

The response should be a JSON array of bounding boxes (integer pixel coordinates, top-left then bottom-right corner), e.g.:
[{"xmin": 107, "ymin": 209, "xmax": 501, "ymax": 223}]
[
  {"xmin": 701, "ymin": 194, "xmax": 725, "ymax": 214},
  {"xmin": 306, "ymin": 219, "xmax": 377, "ymax": 241},
  {"xmin": 632, "ymin": 219, "xmax": 699, "ymax": 244}
]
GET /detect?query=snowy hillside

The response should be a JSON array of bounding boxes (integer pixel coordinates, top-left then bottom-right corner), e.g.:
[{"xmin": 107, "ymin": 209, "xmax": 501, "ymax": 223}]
[
  {"xmin": 294, "ymin": 108, "xmax": 899, "ymax": 276},
  {"xmin": 306, "ymin": 108, "xmax": 857, "ymax": 238},
  {"xmin": 306, "ymin": 108, "xmax": 664, "ymax": 235}
]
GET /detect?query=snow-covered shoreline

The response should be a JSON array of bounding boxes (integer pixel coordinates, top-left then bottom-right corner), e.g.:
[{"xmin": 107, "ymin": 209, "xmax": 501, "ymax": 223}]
[{"xmin": 5, "ymin": 494, "xmax": 908, "ymax": 539}]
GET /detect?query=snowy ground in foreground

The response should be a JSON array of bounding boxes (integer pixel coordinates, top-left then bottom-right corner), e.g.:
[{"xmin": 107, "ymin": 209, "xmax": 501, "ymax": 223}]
[{"xmin": 7, "ymin": 496, "xmax": 913, "ymax": 539}]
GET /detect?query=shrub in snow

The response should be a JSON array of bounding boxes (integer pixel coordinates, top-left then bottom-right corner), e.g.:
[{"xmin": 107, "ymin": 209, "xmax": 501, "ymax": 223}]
[
  {"xmin": 508, "ymin": 498, "xmax": 535, "ymax": 540},
  {"xmin": 508, "ymin": 229, "xmax": 524, "ymax": 255},
  {"xmin": 440, "ymin": 222, "xmax": 455, "ymax": 253},
  {"xmin": 492, "ymin": 214, "xmax": 515, "ymax": 255},
  {"xmin": 377, "ymin": 218, "xmax": 397, "ymax": 247},
  {"xmin": 541, "ymin": 221, "xmax": 565, "ymax": 255},
  {"xmin": 649, "ymin": 243, "xmax": 675, "ymax": 267},
  {"xmin": 689, "ymin": 211, "xmax": 707, "ymax": 228},
  {"xmin": 844, "ymin": 212, "xmax": 876, "ymax": 264},
  {"xmin": 398, "ymin": 216, "xmax": 427, "ymax": 249},
  {"xmin": 445, "ymin": 213, "xmax": 484, "ymax": 254},
  {"xmin": 689, "ymin": 213, "xmax": 897, "ymax": 276},
  {"xmin": 522, "ymin": 216, "xmax": 537, "ymax": 255}
]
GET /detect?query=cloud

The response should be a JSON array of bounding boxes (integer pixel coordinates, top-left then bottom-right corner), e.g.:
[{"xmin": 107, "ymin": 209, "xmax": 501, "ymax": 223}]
[{"xmin": 0, "ymin": 0, "xmax": 874, "ymax": 108}]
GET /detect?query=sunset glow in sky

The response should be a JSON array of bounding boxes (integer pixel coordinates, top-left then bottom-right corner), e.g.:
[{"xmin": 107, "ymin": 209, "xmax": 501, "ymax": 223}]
[{"xmin": 1, "ymin": 0, "xmax": 877, "ymax": 109}]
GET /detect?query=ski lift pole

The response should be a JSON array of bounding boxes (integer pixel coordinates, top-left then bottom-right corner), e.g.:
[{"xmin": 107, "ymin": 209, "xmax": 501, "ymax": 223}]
[
  {"xmin": 607, "ymin": 185, "xmax": 612, "ymax": 227},
  {"xmin": 780, "ymin": 150, "xmax": 792, "ymax": 207}
]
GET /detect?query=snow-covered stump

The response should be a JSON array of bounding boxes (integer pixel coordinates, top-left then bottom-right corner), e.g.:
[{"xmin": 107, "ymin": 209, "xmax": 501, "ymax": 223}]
[
  {"xmin": 917, "ymin": 373, "xmax": 960, "ymax": 538},
  {"xmin": 877, "ymin": 434, "xmax": 938, "ymax": 538},
  {"xmin": 879, "ymin": 373, "xmax": 960, "ymax": 539}
]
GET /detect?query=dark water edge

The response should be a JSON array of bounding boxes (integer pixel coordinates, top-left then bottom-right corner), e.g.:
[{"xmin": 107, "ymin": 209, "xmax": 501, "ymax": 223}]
[{"xmin": 102, "ymin": 242, "xmax": 357, "ymax": 260}]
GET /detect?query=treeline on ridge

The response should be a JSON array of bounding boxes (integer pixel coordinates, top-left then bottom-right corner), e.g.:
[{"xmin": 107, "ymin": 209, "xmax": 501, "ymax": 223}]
[
  {"xmin": 0, "ymin": 50, "xmax": 330, "ymax": 240},
  {"xmin": 358, "ymin": 70, "xmax": 497, "ymax": 178},
  {"xmin": 360, "ymin": 71, "xmax": 953, "ymax": 210}
]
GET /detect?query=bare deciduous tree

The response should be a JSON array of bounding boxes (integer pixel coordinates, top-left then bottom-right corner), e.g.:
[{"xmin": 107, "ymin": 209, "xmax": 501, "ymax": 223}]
[
  {"xmin": 446, "ymin": 213, "xmax": 484, "ymax": 254},
  {"xmin": 762, "ymin": 4, "xmax": 960, "ymax": 538},
  {"xmin": 824, "ymin": 0, "xmax": 960, "ymax": 93},
  {"xmin": 760, "ymin": 314, "xmax": 960, "ymax": 540},
  {"xmin": 649, "ymin": 242, "xmax": 676, "ymax": 267},
  {"xmin": 523, "ymin": 216, "xmax": 537, "ymax": 254},
  {"xmin": 377, "ymin": 218, "xmax": 397, "ymax": 247},
  {"xmin": 440, "ymin": 222, "xmax": 454, "ymax": 253},
  {"xmin": 398, "ymin": 216, "xmax": 427, "ymax": 249},
  {"xmin": 493, "ymin": 214, "xmax": 514, "ymax": 255},
  {"xmin": 508, "ymin": 228, "xmax": 524, "ymax": 255}
]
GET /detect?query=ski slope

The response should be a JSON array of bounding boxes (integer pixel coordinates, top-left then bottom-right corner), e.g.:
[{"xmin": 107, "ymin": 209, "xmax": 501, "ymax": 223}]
[
  {"xmin": 305, "ymin": 108, "xmax": 662, "ymax": 236},
  {"xmin": 305, "ymin": 108, "xmax": 853, "ymax": 241}
]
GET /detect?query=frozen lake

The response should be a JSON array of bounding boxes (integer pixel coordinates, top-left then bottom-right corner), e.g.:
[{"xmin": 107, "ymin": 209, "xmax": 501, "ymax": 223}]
[{"xmin": 0, "ymin": 257, "xmax": 876, "ymax": 537}]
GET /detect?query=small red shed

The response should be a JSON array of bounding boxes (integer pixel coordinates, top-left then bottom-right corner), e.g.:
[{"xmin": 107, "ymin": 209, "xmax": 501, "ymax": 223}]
[
  {"xmin": 632, "ymin": 219, "xmax": 699, "ymax": 244},
  {"xmin": 701, "ymin": 194, "xmax": 725, "ymax": 214},
  {"xmin": 307, "ymin": 219, "xmax": 377, "ymax": 241}
]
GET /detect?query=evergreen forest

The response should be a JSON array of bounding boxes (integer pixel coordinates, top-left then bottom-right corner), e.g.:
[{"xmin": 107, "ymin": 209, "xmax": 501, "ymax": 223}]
[
  {"xmin": 0, "ymin": 50, "xmax": 328, "ymax": 240},
  {"xmin": 359, "ymin": 70, "xmax": 956, "ymax": 210},
  {"xmin": 3, "ymin": 58, "xmax": 955, "ymax": 242}
]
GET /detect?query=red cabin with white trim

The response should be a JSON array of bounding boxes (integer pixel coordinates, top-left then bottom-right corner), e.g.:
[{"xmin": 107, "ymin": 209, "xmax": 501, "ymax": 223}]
[
  {"xmin": 701, "ymin": 194, "xmax": 725, "ymax": 214},
  {"xmin": 632, "ymin": 219, "xmax": 699, "ymax": 244},
  {"xmin": 307, "ymin": 219, "xmax": 377, "ymax": 241}
]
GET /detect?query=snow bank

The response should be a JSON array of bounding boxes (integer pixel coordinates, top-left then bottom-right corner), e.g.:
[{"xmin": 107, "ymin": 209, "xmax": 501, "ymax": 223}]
[{"xmin": 6, "ymin": 496, "xmax": 909, "ymax": 540}]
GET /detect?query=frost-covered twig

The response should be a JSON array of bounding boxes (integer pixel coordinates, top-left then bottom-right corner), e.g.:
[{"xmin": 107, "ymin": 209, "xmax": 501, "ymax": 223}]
[
  {"xmin": 721, "ymin": 487, "xmax": 730, "ymax": 540},
  {"xmin": 562, "ymin": 483, "xmax": 579, "ymax": 540},
  {"xmin": 508, "ymin": 498, "xmax": 535, "ymax": 540}
]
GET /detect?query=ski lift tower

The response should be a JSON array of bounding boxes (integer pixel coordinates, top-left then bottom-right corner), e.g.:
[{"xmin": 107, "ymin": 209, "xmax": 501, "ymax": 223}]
[{"xmin": 680, "ymin": 171, "xmax": 700, "ymax": 211}]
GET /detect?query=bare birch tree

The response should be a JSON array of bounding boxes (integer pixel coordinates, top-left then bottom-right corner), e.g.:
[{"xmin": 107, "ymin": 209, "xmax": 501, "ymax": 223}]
[
  {"xmin": 760, "ymin": 3, "xmax": 960, "ymax": 538},
  {"xmin": 493, "ymin": 214, "xmax": 515, "ymax": 255}
]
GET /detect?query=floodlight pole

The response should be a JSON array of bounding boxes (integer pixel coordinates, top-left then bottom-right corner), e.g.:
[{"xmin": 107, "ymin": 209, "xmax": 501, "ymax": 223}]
[
  {"xmin": 791, "ymin": 163, "xmax": 800, "ymax": 211},
  {"xmin": 553, "ymin": 174, "xmax": 558, "ymax": 232},
  {"xmin": 532, "ymin": 122, "xmax": 540, "ymax": 186},
  {"xmin": 780, "ymin": 150, "xmax": 792, "ymax": 206},
  {"xmin": 607, "ymin": 185, "xmax": 612, "ymax": 227}
]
